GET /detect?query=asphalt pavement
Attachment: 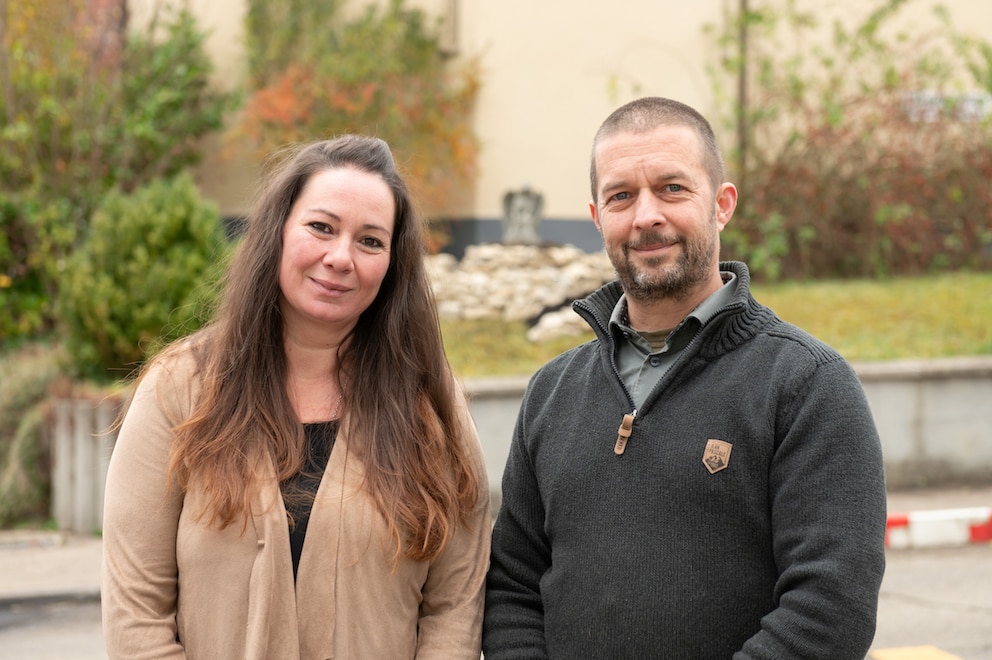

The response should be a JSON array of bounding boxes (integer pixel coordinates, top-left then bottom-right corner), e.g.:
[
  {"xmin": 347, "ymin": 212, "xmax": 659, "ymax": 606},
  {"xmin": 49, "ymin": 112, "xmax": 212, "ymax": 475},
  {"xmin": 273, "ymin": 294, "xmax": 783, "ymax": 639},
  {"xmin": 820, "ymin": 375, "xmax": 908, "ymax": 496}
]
[{"xmin": 0, "ymin": 484, "xmax": 990, "ymax": 659}]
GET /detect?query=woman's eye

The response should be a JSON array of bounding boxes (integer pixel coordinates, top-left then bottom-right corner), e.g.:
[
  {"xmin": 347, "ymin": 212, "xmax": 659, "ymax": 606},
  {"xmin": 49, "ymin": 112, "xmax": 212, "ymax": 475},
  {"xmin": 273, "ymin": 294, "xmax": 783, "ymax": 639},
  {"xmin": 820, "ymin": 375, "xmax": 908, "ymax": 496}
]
[
  {"xmin": 360, "ymin": 236, "xmax": 385, "ymax": 249},
  {"xmin": 309, "ymin": 221, "xmax": 332, "ymax": 233}
]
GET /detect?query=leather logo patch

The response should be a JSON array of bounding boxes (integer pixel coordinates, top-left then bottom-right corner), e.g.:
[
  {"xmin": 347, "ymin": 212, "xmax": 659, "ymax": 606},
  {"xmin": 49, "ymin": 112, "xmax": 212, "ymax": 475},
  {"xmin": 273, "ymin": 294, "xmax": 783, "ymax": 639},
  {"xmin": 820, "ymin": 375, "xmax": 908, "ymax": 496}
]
[{"xmin": 702, "ymin": 439, "xmax": 732, "ymax": 474}]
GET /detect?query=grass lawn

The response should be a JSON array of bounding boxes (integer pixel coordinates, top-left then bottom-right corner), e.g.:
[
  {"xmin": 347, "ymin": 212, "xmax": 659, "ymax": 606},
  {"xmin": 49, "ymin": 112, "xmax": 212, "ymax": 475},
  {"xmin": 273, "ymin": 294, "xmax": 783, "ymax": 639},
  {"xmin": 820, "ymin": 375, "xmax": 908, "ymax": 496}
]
[{"xmin": 442, "ymin": 270, "xmax": 992, "ymax": 379}]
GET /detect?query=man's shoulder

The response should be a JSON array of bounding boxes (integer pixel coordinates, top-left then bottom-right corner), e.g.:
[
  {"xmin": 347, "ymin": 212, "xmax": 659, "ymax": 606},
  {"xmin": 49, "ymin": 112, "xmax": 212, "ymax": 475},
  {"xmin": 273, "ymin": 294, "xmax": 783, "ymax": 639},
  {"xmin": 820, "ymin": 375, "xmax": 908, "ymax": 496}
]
[
  {"xmin": 757, "ymin": 314, "xmax": 847, "ymax": 366},
  {"xmin": 524, "ymin": 337, "xmax": 603, "ymax": 394},
  {"xmin": 537, "ymin": 336, "xmax": 601, "ymax": 372},
  {"xmin": 723, "ymin": 285, "xmax": 848, "ymax": 369}
]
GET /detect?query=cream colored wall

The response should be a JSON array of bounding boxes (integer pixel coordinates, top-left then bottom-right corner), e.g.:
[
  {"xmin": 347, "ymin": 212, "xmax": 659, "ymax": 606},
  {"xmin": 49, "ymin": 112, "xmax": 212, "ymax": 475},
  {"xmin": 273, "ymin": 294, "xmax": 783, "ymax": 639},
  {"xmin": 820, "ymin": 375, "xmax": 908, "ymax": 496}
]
[
  {"xmin": 459, "ymin": 0, "xmax": 729, "ymax": 220},
  {"xmin": 129, "ymin": 0, "xmax": 253, "ymax": 215},
  {"xmin": 458, "ymin": 0, "xmax": 992, "ymax": 221},
  {"xmin": 131, "ymin": 0, "xmax": 992, "ymax": 222}
]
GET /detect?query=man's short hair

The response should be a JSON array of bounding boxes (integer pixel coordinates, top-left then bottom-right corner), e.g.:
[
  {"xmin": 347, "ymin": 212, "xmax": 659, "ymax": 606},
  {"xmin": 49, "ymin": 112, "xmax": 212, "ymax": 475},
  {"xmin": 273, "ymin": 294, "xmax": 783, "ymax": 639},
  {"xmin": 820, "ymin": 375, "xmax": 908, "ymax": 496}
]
[{"xmin": 590, "ymin": 97, "xmax": 726, "ymax": 201}]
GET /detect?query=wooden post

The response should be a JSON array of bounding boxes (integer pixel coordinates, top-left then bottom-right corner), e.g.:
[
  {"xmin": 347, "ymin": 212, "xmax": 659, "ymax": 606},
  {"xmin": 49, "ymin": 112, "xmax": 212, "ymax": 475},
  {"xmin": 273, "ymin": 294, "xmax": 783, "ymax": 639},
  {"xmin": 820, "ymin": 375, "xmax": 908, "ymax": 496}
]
[{"xmin": 51, "ymin": 397, "xmax": 119, "ymax": 533}]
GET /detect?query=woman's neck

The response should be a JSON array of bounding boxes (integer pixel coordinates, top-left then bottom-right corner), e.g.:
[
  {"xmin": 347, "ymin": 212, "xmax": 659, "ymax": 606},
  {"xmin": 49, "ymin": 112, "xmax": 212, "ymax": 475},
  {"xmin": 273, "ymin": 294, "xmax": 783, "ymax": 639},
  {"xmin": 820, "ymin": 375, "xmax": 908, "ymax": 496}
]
[{"xmin": 283, "ymin": 327, "xmax": 348, "ymax": 422}]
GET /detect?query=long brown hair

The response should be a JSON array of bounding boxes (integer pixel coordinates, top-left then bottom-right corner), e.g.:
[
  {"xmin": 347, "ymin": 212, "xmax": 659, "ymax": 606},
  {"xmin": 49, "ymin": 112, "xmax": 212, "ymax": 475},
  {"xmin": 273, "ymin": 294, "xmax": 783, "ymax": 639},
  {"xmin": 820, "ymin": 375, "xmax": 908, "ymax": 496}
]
[{"xmin": 140, "ymin": 136, "xmax": 478, "ymax": 562}]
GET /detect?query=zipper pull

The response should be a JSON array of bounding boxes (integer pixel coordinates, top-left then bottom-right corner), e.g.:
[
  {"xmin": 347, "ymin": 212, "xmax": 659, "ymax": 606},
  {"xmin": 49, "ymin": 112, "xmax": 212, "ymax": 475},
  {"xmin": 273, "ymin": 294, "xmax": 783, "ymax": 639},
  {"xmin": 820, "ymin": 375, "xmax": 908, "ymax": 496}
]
[{"xmin": 614, "ymin": 411, "xmax": 636, "ymax": 455}]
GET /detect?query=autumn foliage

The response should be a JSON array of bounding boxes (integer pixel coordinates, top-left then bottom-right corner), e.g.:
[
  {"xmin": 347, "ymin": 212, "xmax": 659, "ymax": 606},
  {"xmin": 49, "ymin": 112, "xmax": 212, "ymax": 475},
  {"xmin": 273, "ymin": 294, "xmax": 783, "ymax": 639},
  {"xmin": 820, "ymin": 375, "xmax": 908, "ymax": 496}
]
[
  {"xmin": 0, "ymin": 0, "xmax": 232, "ymax": 341},
  {"xmin": 238, "ymin": 0, "xmax": 480, "ymax": 245},
  {"xmin": 706, "ymin": 0, "xmax": 992, "ymax": 279}
]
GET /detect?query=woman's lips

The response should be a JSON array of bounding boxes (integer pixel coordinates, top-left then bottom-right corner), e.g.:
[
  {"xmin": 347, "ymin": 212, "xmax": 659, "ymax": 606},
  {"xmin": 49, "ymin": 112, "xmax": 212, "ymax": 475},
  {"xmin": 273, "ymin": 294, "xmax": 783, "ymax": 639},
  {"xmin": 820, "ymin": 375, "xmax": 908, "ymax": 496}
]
[{"xmin": 311, "ymin": 277, "xmax": 350, "ymax": 294}]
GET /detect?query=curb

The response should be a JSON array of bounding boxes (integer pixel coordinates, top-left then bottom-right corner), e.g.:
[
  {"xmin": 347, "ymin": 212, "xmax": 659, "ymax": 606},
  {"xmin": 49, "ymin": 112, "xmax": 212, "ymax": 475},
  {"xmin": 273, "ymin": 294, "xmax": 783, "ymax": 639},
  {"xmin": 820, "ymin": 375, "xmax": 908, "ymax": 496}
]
[
  {"xmin": 0, "ymin": 589, "xmax": 101, "ymax": 611},
  {"xmin": 885, "ymin": 506, "xmax": 992, "ymax": 549}
]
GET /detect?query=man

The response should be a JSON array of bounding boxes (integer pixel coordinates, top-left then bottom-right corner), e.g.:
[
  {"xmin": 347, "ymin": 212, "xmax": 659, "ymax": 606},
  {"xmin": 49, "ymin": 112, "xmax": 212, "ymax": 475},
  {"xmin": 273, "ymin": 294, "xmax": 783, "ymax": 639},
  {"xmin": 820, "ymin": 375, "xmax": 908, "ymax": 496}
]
[{"xmin": 483, "ymin": 97, "xmax": 887, "ymax": 659}]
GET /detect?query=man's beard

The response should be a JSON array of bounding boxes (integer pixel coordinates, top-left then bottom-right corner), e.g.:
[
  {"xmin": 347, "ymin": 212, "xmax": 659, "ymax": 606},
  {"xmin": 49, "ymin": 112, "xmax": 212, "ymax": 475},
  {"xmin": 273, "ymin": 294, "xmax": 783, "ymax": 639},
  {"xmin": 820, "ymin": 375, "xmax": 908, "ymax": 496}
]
[{"xmin": 608, "ymin": 212, "xmax": 718, "ymax": 303}]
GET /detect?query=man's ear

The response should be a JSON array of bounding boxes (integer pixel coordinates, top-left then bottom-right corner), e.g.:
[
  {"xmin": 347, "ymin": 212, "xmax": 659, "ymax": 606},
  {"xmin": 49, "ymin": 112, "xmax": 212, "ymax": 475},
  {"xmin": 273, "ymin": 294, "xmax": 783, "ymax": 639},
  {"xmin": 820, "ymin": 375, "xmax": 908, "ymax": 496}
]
[
  {"xmin": 589, "ymin": 200, "xmax": 603, "ymax": 233},
  {"xmin": 715, "ymin": 183, "xmax": 738, "ymax": 232}
]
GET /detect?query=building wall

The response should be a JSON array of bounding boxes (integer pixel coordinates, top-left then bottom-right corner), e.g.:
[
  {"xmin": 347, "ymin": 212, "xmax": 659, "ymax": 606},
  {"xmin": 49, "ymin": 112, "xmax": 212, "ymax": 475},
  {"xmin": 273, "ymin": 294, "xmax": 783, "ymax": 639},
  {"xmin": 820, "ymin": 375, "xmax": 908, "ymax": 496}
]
[
  {"xmin": 460, "ymin": 0, "xmax": 727, "ymax": 223},
  {"xmin": 131, "ymin": 0, "xmax": 992, "ymax": 239}
]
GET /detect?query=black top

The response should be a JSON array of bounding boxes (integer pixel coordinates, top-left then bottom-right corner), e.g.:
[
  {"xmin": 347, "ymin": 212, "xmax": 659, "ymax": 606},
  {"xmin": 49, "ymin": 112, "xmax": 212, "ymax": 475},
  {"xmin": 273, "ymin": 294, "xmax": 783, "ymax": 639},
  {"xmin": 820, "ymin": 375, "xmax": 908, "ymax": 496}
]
[{"xmin": 282, "ymin": 421, "xmax": 338, "ymax": 581}]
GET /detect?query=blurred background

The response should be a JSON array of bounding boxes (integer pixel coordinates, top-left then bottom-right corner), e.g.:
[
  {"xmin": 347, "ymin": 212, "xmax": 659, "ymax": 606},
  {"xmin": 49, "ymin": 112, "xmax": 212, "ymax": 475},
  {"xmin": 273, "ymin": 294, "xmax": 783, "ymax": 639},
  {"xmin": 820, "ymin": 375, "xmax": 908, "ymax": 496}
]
[
  {"xmin": 1, "ymin": 2, "xmax": 991, "ymax": 657},
  {"xmin": 2, "ymin": 0, "xmax": 992, "ymax": 537}
]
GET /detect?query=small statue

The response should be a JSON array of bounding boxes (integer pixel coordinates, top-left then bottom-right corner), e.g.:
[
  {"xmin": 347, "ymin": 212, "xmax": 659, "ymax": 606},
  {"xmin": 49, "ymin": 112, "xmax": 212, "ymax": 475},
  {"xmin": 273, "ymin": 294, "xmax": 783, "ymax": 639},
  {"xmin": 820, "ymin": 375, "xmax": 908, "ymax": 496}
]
[{"xmin": 502, "ymin": 185, "xmax": 543, "ymax": 245}]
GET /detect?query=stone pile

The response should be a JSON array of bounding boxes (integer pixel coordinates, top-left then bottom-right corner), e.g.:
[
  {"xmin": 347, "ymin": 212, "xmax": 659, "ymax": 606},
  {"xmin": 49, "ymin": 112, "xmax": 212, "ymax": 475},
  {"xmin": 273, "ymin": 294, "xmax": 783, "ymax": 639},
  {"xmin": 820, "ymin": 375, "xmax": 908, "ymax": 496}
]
[{"xmin": 426, "ymin": 243, "xmax": 616, "ymax": 342}]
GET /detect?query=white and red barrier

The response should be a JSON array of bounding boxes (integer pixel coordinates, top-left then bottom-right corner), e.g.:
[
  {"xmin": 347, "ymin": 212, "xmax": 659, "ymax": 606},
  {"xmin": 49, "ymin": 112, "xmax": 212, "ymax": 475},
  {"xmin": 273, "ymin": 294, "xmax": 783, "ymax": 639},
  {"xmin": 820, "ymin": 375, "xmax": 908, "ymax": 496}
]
[{"xmin": 885, "ymin": 507, "xmax": 992, "ymax": 549}]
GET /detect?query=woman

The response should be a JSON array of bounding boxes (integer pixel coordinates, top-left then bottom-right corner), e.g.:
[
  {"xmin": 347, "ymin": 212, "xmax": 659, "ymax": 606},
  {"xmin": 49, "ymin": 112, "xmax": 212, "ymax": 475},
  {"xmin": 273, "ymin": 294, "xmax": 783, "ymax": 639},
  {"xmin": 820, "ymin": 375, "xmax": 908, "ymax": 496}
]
[{"xmin": 101, "ymin": 136, "xmax": 491, "ymax": 659}]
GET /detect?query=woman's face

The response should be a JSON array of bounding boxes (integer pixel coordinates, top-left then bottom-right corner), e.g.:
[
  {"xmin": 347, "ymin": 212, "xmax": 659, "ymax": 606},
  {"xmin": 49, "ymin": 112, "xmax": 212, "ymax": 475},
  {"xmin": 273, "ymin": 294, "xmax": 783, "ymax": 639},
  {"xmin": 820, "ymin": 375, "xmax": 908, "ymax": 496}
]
[{"xmin": 278, "ymin": 166, "xmax": 395, "ymax": 338}]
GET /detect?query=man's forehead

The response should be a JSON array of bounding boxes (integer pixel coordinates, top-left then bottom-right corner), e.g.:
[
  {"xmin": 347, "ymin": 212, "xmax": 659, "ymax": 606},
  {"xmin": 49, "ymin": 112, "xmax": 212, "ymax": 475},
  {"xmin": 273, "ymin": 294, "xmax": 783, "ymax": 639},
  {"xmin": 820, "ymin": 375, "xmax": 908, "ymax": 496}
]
[
  {"xmin": 595, "ymin": 126, "xmax": 704, "ymax": 179},
  {"xmin": 596, "ymin": 124, "xmax": 700, "ymax": 154}
]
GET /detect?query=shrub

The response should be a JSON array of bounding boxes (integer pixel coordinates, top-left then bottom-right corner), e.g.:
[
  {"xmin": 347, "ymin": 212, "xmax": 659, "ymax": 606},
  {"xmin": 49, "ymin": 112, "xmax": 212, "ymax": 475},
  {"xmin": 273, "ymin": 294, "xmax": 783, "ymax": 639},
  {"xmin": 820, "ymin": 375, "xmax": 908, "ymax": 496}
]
[
  {"xmin": 705, "ymin": 0, "xmax": 992, "ymax": 279},
  {"xmin": 0, "ymin": 343, "xmax": 63, "ymax": 526},
  {"xmin": 0, "ymin": 195, "xmax": 51, "ymax": 339},
  {"xmin": 0, "ymin": 0, "xmax": 234, "ymax": 345},
  {"xmin": 57, "ymin": 174, "xmax": 230, "ymax": 382},
  {"xmin": 238, "ymin": 0, "xmax": 479, "ymax": 247}
]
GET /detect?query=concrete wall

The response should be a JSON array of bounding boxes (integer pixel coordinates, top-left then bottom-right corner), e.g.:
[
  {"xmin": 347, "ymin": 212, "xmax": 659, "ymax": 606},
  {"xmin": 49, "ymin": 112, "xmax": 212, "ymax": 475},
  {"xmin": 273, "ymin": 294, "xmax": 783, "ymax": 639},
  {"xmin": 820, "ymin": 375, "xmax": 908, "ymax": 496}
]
[
  {"xmin": 51, "ymin": 357, "xmax": 992, "ymax": 532},
  {"xmin": 51, "ymin": 399, "xmax": 119, "ymax": 535},
  {"xmin": 856, "ymin": 357, "xmax": 992, "ymax": 488},
  {"xmin": 464, "ymin": 357, "xmax": 992, "ymax": 507}
]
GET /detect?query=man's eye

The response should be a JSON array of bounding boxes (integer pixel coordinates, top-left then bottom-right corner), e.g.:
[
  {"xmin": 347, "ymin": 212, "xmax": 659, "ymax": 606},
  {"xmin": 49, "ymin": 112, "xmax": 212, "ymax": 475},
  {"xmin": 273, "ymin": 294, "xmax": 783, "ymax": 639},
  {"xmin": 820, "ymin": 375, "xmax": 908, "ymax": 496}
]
[
  {"xmin": 665, "ymin": 184, "xmax": 683, "ymax": 193},
  {"xmin": 611, "ymin": 192, "xmax": 630, "ymax": 201}
]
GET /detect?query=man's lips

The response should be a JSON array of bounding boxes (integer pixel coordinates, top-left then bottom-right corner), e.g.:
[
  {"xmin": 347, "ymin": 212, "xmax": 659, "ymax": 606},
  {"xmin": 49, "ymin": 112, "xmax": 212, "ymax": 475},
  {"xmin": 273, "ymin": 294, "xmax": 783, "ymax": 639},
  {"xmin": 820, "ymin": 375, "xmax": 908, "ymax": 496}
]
[{"xmin": 629, "ymin": 239, "xmax": 679, "ymax": 256}]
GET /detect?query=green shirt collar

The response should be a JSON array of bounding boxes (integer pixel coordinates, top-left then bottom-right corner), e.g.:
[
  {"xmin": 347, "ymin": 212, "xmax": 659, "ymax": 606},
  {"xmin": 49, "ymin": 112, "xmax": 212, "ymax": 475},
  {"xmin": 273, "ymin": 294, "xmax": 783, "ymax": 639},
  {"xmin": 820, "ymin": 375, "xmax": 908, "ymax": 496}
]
[{"xmin": 610, "ymin": 270, "xmax": 739, "ymax": 355}]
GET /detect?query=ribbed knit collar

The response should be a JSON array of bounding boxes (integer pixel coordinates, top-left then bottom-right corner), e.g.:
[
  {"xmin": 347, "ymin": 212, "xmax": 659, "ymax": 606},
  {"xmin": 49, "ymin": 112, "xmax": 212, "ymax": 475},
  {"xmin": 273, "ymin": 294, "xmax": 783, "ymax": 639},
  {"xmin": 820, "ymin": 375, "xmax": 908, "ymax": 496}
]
[{"xmin": 573, "ymin": 261, "xmax": 772, "ymax": 360}]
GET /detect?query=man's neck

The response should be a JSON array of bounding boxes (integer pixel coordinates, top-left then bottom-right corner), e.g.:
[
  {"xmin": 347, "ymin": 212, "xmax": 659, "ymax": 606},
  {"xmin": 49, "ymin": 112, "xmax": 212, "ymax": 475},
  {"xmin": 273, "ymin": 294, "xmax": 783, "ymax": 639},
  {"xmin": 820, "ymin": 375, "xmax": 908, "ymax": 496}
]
[{"xmin": 625, "ymin": 275, "xmax": 725, "ymax": 332}]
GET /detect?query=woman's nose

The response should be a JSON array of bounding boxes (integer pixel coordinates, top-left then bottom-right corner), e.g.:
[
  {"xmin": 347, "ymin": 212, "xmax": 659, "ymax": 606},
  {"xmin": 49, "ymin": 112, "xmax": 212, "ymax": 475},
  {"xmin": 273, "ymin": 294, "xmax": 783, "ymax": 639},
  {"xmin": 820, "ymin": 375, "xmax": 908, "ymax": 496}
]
[{"xmin": 322, "ymin": 237, "xmax": 354, "ymax": 271}]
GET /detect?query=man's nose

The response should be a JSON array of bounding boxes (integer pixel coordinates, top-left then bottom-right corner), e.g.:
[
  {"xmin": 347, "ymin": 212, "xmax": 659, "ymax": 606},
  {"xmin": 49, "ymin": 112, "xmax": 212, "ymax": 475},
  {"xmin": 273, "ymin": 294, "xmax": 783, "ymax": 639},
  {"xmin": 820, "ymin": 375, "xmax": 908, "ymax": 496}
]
[{"xmin": 631, "ymin": 192, "xmax": 667, "ymax": 230}]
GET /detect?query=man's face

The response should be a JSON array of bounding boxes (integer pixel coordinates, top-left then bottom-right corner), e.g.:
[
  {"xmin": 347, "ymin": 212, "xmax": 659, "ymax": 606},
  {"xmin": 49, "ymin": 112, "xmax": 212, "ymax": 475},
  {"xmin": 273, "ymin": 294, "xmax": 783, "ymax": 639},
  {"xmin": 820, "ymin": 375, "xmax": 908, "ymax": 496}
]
[{"xmin": 589, "ymin": 124, "xmax": 734, "ymax": 303}]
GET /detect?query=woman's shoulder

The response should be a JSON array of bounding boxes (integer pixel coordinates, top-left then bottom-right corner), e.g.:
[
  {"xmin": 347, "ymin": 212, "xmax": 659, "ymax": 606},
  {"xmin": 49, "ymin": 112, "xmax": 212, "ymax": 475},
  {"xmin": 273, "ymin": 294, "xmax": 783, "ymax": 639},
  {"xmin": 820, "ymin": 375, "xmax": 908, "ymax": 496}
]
[
  {"xmin": 132, "ymin": 328, "xmax": 216, "ymax": 405},
  {"xmin": 151, "ymin": 332, "xmax": 209, "ymax": 376}
]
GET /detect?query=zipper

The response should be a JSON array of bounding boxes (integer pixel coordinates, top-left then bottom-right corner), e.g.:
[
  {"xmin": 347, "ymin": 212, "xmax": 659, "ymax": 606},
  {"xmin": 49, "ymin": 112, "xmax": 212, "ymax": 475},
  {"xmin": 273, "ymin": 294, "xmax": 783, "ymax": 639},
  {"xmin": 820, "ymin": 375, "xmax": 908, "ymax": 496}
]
[
  {"xmin": 614, "ymin": 409, "xmax": 637, "ymax": 455},
  {"xmin": 573, "ymin": 298, "xmax": 640, "ymax": 456},
  {"xmin": 575, "ymin": 295, "xmax": 744, "ymax": 457}
]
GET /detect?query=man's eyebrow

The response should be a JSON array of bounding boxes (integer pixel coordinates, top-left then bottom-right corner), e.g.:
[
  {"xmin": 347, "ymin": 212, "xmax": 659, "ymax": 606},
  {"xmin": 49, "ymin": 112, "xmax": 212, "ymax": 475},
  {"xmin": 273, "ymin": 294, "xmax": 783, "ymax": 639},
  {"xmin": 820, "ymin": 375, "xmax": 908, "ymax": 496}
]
[
  {"xmin": 653, "ymin": 170, "xmax": 691, "ymax": 184},
  {"xmin": 600, "ymin": 171, "xmax": 688, "ymax": 195},
  {"xmin": 599, "ymin": 178, "xmax": 632, "ymax": 197}
]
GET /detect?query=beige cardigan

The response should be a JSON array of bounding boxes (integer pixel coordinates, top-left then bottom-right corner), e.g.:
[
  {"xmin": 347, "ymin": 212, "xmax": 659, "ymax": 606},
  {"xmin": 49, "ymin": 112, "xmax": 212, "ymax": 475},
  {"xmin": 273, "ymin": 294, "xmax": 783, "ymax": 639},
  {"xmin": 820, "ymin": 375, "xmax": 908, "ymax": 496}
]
[{"xmin": 101, "ymin": 350, "xmax": 491, "ymax": 659}]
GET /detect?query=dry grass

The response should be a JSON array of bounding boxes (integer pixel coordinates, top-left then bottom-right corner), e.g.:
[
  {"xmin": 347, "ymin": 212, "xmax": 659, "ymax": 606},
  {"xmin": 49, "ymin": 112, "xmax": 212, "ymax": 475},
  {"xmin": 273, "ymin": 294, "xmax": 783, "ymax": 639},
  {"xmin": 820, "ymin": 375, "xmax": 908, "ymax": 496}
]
[{"xmin": 442, "ymin": 271, "xmax": 992, "ymax": 378}]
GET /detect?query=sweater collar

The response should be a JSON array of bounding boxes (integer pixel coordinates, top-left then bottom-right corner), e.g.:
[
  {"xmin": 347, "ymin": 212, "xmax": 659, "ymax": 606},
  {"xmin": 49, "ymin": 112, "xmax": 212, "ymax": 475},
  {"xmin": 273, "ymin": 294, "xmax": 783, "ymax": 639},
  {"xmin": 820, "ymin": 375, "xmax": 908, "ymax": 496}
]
[{"xmin": 574, "ymin": 261, "xmax": 754, "ymax": 343}]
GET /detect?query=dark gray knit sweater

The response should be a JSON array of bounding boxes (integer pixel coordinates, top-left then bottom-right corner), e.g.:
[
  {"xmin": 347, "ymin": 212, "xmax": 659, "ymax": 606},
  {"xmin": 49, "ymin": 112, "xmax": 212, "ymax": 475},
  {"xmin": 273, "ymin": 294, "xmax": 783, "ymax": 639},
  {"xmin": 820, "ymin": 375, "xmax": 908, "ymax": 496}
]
[{"xmin": 483, "ymin": 261, "xmax": 887, "ymax": 659}]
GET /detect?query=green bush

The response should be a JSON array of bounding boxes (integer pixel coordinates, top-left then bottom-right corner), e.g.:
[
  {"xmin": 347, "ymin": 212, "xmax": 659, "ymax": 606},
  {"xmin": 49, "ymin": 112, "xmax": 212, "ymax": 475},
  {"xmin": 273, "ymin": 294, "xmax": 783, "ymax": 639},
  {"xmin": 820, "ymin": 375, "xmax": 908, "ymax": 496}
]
[
  {"xmin": 57, "ymin": 174, "xmax": 230, "ymax": 382},
  {"xmin": 0, "ymin": 1, "xmax": 235, "ymax": 345},
  {"xmin": 705, "ymin": 0, "xmax": 992, "ymax": 279},
  {"xmin": 0, "ymin": 195, "xmax": 50, "ymax": 339},
  {"xmin": 0, "ymin": 343, "xmax": 63, "ymax": 526}
]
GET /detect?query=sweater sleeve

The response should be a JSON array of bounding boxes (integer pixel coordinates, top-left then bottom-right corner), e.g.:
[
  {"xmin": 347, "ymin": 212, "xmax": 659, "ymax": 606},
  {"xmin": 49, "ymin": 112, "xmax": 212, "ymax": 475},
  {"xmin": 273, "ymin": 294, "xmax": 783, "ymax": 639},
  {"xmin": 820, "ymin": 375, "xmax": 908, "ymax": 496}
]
[
  {"xmin": 101, "ymin": 361, "xmax": 188, "ymax": 660},
  {"xmin": 735, "ymin": 357, "xmax": 887, "ymax": 659},
  {"xmin": 482, "ymin": 391, "xmax": 551, "ymax": 660},
  {"xmin": 415, "ymin": 392, "xmax": 493, "ymax": 660}
]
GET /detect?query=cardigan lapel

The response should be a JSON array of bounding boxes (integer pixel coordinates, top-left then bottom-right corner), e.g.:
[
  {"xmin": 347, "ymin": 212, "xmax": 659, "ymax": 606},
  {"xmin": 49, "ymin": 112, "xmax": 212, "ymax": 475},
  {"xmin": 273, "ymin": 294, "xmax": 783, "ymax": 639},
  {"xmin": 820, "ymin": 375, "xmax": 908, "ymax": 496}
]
[
  {"xmin": 244, "ymin": 456, "xmax": 301, "ymax": 659},
  {"xmin": 295, "ymin": 421, "xmax": 363, "ymax": 657}
]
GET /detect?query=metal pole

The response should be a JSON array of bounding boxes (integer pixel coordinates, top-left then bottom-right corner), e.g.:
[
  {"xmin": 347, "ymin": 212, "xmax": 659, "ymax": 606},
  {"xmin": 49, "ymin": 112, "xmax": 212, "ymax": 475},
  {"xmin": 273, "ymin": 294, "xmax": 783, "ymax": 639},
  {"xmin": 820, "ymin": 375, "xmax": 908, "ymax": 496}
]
[
  {"xmin": 0, "ymin": 0, "xmax": 12, "ymax": 123},
  {"xmin": 738, "ymin": 0, "xmax": 748, "ymax": 183}
]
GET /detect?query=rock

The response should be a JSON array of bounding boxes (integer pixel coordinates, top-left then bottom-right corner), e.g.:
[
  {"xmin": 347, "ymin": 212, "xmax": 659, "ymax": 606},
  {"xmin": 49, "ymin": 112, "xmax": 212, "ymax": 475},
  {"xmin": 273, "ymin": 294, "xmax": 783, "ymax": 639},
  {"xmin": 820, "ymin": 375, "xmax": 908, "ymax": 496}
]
[
  {"xmin": 526, "ymin": 307, "xmax": 590, "ymax": 343},
  {"xmin": 426, "ymin": 243, "xmax": 615, "ymax": 342}
]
